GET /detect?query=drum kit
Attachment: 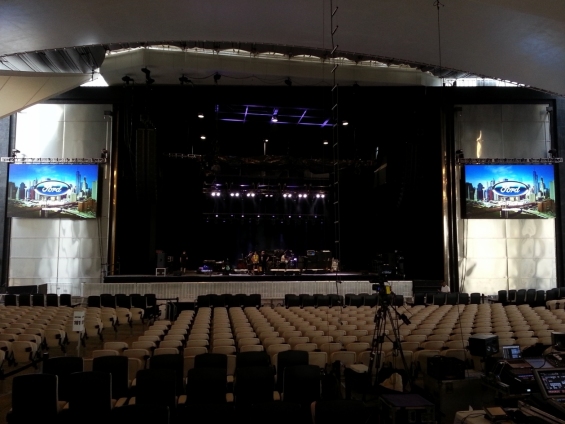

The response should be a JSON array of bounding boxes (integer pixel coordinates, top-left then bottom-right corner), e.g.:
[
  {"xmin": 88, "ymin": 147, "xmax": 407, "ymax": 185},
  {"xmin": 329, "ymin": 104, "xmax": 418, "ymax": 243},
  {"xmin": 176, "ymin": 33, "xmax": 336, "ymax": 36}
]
[{"xmin": 241, "ymin": 249, "xmax": 297, "ymax": 274}]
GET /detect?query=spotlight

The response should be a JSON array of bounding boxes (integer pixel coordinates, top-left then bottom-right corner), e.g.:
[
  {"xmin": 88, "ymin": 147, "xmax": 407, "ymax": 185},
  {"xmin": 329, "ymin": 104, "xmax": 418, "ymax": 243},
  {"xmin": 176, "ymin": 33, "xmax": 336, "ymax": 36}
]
[
  {"xmin": 213, "ymin": 72, "xmax": 221, "ymax": 83},
  {"xmin": 230, "ymin": 193, "xmax": 235, "ymax": 197},
  {"xmin": 250, "ymin": 193, "xmax": 255, "ymax": 197},
  {"xmin": 121, "ymin": 75, "xmax": 134, "ymax": 85},
  {"xmin": 235, "ymin": 192, "xmax": 240, "ymax": 197},
  {"xmin": 179, "ymin": 75, "xmax": 191, "ymax": 85},
  {"xmin": 141, "ymin": 67, "xmax": 154, "ymax": 85},
  {"xmin": 342, "ymin": 120, "xmax": 349, "ymax": 126},
  {"xmin": 323, "ymin": 140, "xmax": 329, "ymax": 145},
  {"xmin": 11, "ymin": 149, "xmax": 20, "ymax": 158},
  {"xmin": 198, "ymin": 113, "xmax": 204, "ymax": 119},
  {"xmin": 298, "ymin": 194, "xmax": 303, "ymax": 198},
  {"xmin": 549, "ymin": 149, "xmax": 558, "ymax": 158},
  {"xmin": 271, "ymin": 116, "xmax": 278, "ymax": 123},
  {"xmin": 455, "ymin": 149, "xmax": 464, "ymax": 159},
  {"xmin": 302, "ymin": 193, "xmax": 307, "ymax": 198},
  {"xmin": 284, "ymin": 77, "xmax": 292, "ymax": 87},
  {"xmin": 321, "ymin": 194, "xmax": 325, "ymax": 198},
  {"xmin": 201, "ymin": 135, "xmax": 206, "ymax": 140}
]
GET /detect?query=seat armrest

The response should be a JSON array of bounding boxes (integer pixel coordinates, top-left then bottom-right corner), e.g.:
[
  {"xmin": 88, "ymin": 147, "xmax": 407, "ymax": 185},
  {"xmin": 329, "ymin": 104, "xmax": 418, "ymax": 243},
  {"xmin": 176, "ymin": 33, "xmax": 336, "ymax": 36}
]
[
  {"xmin": 227, "ymin": 375, "xmax": 234, "ymax": 384},
  {"xmin": 273, "ymin": 391, "xmax": 281, "ymax": 401},
  {"xmin": 128, "ymin": 397, "xmax": 136, "ymax": 405},
  {"xmin": 226, "ymin": 393, "xmax": 234, "ymax": 403},
  {"xmin": 177, "ymin": 395, "xmax": 187, "ymax": 405},
  {"xmin": 57, "ymin": 401, "xmax": 67, "ymax": 412}
]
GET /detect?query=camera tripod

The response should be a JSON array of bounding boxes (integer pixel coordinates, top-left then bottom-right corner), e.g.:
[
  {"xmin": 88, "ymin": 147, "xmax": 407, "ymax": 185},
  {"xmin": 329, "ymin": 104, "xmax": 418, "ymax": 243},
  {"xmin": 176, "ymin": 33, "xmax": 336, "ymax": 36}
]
[{"xmin": 366, "ymin": 292, "xmax": 413, "ymax": 395}]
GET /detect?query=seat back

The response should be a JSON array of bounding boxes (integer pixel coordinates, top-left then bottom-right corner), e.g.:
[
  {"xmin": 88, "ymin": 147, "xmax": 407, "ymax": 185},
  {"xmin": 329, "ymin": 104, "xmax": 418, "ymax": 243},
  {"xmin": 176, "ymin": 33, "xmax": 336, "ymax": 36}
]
[
  {"xmin": 283, "ymin": 365, "xmax": 321, "ymax": 405},
  {"xmin": 135, "ymin": 369, "xmax": 177, "ymax": 409},
  {"xmin": 68, "ymin": 371, "xmax": 113, "ymax": 412},
  {"xmin": 93, "ymin": 355, "xmax": 129, "ymax": 399},
  {"xmin": 194, "ymin": 353, "xmax": 227, "ymax": 371},
  {"xmin": 236, "ymin": 351, "xmax": 271, "ymax": 368},
  {"xmin": 11, "ymin": 374, "xmax": 59, "ymax": 419},
  {"xmin": 276, "ymin": 350, "xmax": 308, "ymax": 392},
  {"xmin": 43, "ymin": 356, "xmax": 84, "ymax": 401},
  {"xmin": 149, "ymin": 353, "xmax": 184, "ymax": 394},
  {"xmin": 185, "ymin": 367, "xmax": 227, "ymax": 404},
  {"xmin": 234, "ymin": 366, "xmax": 275, "ymax": 405}
]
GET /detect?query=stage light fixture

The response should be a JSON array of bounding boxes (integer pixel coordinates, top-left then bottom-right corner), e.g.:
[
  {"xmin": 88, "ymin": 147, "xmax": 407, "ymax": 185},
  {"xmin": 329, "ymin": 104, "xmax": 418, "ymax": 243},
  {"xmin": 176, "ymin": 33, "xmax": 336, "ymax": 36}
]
[
  {"xmin": 11, "ymin": 149, "xmax": 20, "ymax": 158},
  {"xmin": 141, "ymin": 67, "xmax": 155, "ymax": 85},
  {"xmin": 230, "ymin": 193, "xmax": 235, "ymax": 197},
  {"xmin": 201, "ymin": 135, "xmax": 206, "ymax": 140},
  {"xmin": 198, "ymin": 113, "xmax": 204, "ymax": 118},
  {"xmin": 298, "ymin": 194, "xmax": 303, "ymax": 198},
  {"xmin": 323, "ymin": 140, "xmax": 329, "ymax": 145},
  {"xmin": 179, "ymin": 75, "xmax": 191, "ymax": 85},
  {"xmin": 271, "ymin": 116, "xmax": 278, "ymax": 123},
  {"xmin": 549, "ymin": 149, "xmax": 558, "ymax": 158},
  {"xmin": 321, "ymin": 194, "xmax": 325, "ymax": 198},
  {"xmin": 342, "ymin": 120, "xmax": 349, "ymax": 126},
  {"xmin": 235, "ymin": 192, "xmax": 240, "ymax": 197}
]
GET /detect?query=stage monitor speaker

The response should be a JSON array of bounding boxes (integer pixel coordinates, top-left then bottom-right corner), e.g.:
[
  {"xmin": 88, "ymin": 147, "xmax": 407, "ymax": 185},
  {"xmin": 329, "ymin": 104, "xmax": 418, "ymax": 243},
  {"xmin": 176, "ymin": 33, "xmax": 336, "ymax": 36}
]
[
  {"xmin": 319, "ymin": 250, "xmax": 332, "ymax": 261},
  {"xmin": 468, "ymin": 334, "xmax": 499, "ymax": 357},
  {"xmin": 552, "ymin": 332, "xmax": 565, "ymax": 351},
  {"xmin": 156, "ymin": 251, "xmax": 166, "ymax": 268}
]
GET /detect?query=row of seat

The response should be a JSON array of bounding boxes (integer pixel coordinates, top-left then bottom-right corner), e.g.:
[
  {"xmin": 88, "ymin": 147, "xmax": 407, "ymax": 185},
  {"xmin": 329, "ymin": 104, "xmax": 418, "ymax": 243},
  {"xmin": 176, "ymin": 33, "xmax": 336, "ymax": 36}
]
[
  {"xmin": 0, "ymin": 303, "xmax": 151, "ymax": 370},
  {"xmin": 4, "ymin": 293, "xmax": 72, "ymax": 308},
  {"xmin": 498, "ymin": 288, "xmax": 565, "ymax": 307},
  {"xmin": 9, "ymin": 351, "xmax": 358, "ymax": 423}
]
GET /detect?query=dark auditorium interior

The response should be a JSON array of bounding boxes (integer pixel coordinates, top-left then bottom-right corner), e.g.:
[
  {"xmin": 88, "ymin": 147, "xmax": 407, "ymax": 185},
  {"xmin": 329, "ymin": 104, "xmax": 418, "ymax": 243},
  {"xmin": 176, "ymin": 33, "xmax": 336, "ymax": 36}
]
[{"xmin": 2, "ymin": 1, "xmax": 565, "ymax": 423}]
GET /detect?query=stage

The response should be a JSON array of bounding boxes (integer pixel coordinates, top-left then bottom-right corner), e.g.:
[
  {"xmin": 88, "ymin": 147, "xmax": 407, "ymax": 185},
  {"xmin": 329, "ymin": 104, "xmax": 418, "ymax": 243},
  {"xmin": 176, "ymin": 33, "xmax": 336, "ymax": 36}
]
[
  {"xmin": 83, "ymin": 272, "xmax": 412, "ymax": 303},
  {"xmin": 103, "ymin": 270, "xmax": 375, "ymax": 284}
]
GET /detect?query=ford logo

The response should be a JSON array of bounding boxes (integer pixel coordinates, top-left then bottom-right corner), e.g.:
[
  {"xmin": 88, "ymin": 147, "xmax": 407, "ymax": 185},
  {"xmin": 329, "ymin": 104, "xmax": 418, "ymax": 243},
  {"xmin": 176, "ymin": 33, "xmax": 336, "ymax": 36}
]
[
  {"xmin": 492, "ymin": 181, "xmax": 528, "ymax": 197},
  {"xmin": 35, "ymin": 180, "xmax": 71, "ymax": 197}
]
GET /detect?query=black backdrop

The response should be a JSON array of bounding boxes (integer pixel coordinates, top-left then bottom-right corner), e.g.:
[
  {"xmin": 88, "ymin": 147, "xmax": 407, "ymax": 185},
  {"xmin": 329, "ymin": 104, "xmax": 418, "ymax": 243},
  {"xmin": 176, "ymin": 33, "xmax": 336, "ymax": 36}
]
[{"xmin": 103, "ymin": 85, "xmax": 445, "ymax": 278}]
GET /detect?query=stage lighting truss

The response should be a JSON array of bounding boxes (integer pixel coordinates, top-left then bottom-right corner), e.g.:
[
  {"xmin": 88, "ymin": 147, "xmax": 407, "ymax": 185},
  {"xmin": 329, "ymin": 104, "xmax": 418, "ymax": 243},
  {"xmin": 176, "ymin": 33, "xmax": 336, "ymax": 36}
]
[
  {"xmin": 457, "ymin": 157, "xmax": 563, "ymax": 165},
  {"xmin": 204, "ymin": 212, "xmax": 323, "ymax": 220},
  {"xmin": 205, "ymin": 189, "xmax": 327, "ymax": 198},
  {"xmin": 1, "ymin": 157, "xmax": 107, "ymax": 164}
]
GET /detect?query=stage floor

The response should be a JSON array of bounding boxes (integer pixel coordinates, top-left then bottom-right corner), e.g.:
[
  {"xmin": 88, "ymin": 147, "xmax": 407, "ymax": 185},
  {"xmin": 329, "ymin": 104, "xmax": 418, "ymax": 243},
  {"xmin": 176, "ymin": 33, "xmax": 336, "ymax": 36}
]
[{"xmin": 104, "ymin": 270, "xmax": 375, "ymax": 284}]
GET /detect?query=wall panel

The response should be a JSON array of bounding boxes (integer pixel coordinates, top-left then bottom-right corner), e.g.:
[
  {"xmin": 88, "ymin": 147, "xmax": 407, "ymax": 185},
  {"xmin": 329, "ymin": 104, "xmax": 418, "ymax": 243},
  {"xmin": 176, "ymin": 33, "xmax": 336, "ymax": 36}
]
[{"xmin": 9, "ymin": 103, "xmax": 111, "ymax": 287}]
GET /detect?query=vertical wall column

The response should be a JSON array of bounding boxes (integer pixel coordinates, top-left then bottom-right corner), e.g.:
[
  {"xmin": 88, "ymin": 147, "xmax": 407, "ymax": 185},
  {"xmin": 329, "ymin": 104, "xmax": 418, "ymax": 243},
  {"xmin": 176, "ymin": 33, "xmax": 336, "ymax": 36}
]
[{"xmin": 0, "ymin": 115, "xmax": 14, "ymax": 286}]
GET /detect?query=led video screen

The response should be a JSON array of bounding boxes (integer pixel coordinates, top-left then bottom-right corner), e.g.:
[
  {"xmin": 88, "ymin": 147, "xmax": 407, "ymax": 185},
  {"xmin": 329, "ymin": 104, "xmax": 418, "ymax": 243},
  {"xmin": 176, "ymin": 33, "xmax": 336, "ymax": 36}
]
[
  {"xmin": 463, "ymin": 164, "xmax": 556, "ymax": 219},
  {"xmin": 7, "ymin": 164, "xmax": 100, "ymax": 219}
]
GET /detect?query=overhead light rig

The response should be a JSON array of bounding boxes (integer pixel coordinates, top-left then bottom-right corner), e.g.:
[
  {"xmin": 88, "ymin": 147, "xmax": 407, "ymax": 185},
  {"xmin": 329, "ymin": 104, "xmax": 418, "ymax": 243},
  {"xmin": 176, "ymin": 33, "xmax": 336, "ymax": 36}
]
[
  {"xmin": 167, "ymin": 153, "xmax": 202, "ymax": 160},
  {"xmin": 457, "ymin": 158, "xmax": 562, "ymax": 165},
  {"xmin": 1, "ymin": 157, "xmax": 107, "ymax": 164}
]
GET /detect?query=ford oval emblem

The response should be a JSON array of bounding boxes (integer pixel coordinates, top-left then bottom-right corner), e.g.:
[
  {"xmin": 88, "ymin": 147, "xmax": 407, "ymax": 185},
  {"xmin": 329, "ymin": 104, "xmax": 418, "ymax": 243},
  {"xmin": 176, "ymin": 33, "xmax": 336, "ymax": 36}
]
[
  {"xmin": 35, "ymin": 180, "xmax": 71, "ymax": 197},
  {"xmin": 492, "ymin": 181, "xmax": 528, "ymax": 197}
]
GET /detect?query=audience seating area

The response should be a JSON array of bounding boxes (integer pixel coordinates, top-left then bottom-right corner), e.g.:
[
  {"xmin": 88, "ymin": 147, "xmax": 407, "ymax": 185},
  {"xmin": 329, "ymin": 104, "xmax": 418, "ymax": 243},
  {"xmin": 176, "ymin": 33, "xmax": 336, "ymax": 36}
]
[{"xmin": 4, "ymin": 290, "xmax": 565, "ymax": 422}]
